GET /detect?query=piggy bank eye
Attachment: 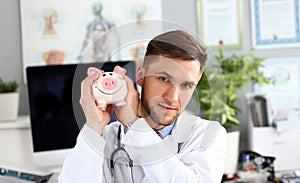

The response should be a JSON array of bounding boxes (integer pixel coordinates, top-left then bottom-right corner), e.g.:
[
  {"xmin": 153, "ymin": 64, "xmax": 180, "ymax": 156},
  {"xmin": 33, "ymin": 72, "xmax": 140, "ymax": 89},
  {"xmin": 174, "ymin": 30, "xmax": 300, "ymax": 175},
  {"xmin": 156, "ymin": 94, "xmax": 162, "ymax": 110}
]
[
  {"xmin": 102, "ymin": 73, "xmax": 106, "ymax": 77},
  {"xmin": 109, "ymin": 73, "xmax": 113, "ymax": 76}
]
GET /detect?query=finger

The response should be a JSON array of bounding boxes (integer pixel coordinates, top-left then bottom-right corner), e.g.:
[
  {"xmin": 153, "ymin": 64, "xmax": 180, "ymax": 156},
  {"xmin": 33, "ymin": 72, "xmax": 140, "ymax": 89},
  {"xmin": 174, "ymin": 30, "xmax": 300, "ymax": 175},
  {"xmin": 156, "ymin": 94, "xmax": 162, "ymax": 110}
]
[
  {"xmin": 80, "ymin": 71, "xmax": 101, "ymax": 104},
  {"xmin": 123, "ymin": 75, "xmax": 135, "ymax": 90},
  {"xmin": 81, "ymin": 75, "xmax": 98, "ymax": 95},
  {"xmin": 84, "ymin": 70, "xmax": 102, "ymax": 84}
]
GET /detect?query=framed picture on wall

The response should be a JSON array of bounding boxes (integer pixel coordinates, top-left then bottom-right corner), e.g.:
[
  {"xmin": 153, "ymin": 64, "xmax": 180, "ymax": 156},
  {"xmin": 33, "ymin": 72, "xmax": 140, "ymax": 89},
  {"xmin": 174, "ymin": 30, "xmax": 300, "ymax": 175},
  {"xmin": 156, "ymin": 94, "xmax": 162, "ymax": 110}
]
[
  {"xmin": 251, "ymin": 0, "xmax": 300, "ymax": 49},
  {"xmin": 254, "ymin": 57, "xmax": 300, "ymax": 111},
  {"xmin": 196, "ymin": 0, "xmax": 243, "ymax": 49},
  {"xmin": 20, "ymin": 0, "xmax": 162, "ymax": 81}
]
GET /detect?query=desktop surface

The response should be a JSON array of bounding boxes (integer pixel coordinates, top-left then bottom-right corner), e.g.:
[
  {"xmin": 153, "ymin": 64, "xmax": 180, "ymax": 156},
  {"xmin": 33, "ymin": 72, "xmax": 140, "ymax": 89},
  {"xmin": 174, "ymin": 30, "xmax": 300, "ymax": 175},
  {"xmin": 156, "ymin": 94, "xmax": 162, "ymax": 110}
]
[{"xmin": 0, "ymin": 116, "xmax": 58, "ymax": 175}]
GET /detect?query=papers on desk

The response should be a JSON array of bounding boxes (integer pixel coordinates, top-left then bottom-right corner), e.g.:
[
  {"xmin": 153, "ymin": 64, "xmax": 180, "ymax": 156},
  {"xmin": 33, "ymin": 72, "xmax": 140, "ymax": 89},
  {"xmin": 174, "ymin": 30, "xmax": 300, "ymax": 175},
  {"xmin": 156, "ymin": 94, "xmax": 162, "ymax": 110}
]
[
  {"xmin": 237, "ymin": 171, "xmax": 269, "ymax": 182},
  {"xmin": 0, "ymin": 175, "xmax": 34, "ymax": 183},
  {"xmin": 274, "ymin": 110, "xmax": 300, "ymax": 132}
]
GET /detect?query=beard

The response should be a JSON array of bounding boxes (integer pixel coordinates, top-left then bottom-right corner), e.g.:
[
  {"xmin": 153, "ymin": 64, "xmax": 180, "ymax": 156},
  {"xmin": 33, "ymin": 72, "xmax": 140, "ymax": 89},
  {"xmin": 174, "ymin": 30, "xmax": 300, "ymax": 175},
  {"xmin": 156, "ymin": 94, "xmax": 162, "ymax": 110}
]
[{"xmin": 141, "ymin": 95, "xmax": 180, "ymax": 127}]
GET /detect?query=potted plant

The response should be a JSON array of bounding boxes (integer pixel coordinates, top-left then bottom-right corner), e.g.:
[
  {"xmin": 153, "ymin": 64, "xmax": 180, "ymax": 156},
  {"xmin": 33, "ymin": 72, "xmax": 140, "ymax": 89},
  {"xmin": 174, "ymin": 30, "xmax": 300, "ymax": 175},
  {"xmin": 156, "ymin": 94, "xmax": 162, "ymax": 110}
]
[
  {"xmin": 0, "ymin": 77, "xmax": 19, "ymax": 121},
  {"xmin": 196, "ymin": 46, "xmax": 270, "ymax": 176}
]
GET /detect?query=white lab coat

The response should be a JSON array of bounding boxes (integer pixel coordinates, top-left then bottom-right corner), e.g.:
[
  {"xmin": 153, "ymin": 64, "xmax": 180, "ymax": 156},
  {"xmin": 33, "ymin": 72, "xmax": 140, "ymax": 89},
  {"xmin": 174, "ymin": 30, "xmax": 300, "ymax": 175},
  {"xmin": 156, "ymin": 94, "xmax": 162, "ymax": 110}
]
[{"xmin": 59, "ymin": 111, "xmax": 227, "ymax": 183}]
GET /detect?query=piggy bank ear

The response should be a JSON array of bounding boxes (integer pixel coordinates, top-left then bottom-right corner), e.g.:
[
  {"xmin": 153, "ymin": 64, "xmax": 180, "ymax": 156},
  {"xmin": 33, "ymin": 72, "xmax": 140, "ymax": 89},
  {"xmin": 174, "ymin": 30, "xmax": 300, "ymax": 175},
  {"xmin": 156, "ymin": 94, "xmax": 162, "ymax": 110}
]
[
  {"xmin": 87, "ymin": 67, "xmax": 100, "ymax": 76},
  {"xmin": 113, "ymin": 65, "xmax": 127, "ymax": 76}
]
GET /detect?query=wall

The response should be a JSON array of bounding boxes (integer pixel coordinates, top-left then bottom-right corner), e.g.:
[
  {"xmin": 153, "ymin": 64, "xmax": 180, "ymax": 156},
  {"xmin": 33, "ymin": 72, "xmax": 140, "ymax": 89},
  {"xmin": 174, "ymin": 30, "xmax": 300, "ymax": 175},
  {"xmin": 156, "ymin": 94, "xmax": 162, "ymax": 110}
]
[
  {"xmin": 1, "ymin": 0, "xmax": 300, "ymax": 150},
  {"xmin": 0, "ymin": 0, "xmax": 28, "ymax": 116}
]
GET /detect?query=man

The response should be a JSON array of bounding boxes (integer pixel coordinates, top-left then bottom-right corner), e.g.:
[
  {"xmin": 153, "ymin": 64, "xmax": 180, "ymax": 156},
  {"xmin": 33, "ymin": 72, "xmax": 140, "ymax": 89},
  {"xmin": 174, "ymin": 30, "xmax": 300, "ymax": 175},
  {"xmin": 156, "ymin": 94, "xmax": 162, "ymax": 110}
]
[{"xmin": 59, "ymin": 30, "xmax": 227, "ymax": 182}]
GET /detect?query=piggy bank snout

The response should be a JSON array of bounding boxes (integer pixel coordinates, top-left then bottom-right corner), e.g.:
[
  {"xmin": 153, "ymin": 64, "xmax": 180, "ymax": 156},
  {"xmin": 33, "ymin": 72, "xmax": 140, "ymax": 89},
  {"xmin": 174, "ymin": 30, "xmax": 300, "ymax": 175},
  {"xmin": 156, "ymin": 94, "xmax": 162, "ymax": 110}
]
[{"xmin": 101, "ymin": 77, "xmax": 117, "ymax": 90}]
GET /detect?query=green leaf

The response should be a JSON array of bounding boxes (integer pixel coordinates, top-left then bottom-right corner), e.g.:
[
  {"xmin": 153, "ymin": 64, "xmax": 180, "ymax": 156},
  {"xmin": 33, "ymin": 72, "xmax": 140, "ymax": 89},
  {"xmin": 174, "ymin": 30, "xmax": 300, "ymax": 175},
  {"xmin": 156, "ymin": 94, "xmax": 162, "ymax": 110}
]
[
  {"xmin": 0, "ymin": 77, "xmax": 19, "ymax": 93},
  {"xmin": 221, "ymin": 113, "xmax": 227, "ymax": 125},
  {"xmin": 226, "ymin": 113, "xmax": 240, "ymax": 125},
  {"xmin": 196, "ymin": 46, "xmax": 269, "ymax": 131}
]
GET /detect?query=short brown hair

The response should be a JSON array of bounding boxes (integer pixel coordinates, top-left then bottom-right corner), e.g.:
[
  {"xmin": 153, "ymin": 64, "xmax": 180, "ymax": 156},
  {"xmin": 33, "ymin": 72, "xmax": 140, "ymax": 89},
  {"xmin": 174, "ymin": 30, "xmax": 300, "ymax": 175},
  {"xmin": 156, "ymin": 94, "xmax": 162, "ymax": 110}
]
[{"xmin": 144, "ymin": 30, "xmax": 207, "ymax": 71}]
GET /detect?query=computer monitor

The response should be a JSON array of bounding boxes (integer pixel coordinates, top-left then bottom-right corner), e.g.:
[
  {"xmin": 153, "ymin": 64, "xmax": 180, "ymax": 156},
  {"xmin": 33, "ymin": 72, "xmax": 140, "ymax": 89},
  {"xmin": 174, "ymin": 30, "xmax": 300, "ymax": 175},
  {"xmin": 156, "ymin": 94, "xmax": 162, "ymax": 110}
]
[{"xmin": 26, "ymin": 61, "xmax": 136, "ymax": 169}]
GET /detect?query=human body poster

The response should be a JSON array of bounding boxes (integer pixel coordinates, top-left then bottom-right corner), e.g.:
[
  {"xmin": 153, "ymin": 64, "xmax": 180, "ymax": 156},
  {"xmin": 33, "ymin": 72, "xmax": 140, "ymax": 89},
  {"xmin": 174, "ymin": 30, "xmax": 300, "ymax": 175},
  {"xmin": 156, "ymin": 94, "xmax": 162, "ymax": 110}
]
[{"xmin": 20, "ymin": 0, "xmax": 162, "ymax": 80}]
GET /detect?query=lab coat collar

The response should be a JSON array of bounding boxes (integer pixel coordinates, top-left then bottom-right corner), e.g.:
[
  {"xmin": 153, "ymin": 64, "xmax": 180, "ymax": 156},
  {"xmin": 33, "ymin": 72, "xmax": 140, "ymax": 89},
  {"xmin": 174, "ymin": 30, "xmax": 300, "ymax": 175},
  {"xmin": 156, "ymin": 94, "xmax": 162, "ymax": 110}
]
[{"xmin": 170, "ymin": 111, "xmax": 199, "ymax": 143}]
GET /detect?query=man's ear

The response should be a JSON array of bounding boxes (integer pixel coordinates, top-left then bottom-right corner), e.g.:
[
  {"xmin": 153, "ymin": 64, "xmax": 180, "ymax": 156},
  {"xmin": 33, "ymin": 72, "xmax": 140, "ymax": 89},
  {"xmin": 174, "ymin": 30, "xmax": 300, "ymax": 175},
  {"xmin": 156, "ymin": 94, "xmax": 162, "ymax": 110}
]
[{"xmin": 136, "ymin": 66, "xmax": 144, "ymax": 86}]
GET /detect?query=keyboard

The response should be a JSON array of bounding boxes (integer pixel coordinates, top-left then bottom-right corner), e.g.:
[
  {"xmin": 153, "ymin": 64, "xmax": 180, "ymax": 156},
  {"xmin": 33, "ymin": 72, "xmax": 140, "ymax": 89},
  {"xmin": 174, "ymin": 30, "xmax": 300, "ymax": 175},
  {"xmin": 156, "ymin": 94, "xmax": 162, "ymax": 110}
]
[{"xmin": 48, "ymin": 172, "xmax": 59, "ymax": 183}]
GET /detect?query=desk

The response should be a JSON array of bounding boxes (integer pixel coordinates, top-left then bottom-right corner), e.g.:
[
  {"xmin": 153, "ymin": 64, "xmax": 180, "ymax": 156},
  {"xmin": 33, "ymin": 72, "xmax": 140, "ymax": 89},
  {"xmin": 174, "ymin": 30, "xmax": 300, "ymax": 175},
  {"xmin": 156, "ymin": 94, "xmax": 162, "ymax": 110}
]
[
  {"xmin": 0, "ymin": 116, "xmax": 57, "ymax": 175},
  {"xmin": 235, "ymin": 171, "xmax": 272, "ymax": 183},
  {"xmin": 251, "ymin": 127, "xmax": 300, "ymax": 171},
  {"xmin": 232, "ymin": 170, "xmax": 300, "ymax": 183}
]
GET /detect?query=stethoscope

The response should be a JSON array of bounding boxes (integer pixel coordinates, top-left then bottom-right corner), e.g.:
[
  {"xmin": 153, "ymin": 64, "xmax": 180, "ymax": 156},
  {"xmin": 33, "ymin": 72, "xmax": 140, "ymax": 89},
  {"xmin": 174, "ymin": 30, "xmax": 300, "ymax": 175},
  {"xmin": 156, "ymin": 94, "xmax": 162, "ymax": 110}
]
[
  {"xmin": 109, "ymin": 123, "xmax": 181, "ymax": 182},
  {"xmin": 110, "ymin": 125, "xmax": 134, "ymax": 182}
]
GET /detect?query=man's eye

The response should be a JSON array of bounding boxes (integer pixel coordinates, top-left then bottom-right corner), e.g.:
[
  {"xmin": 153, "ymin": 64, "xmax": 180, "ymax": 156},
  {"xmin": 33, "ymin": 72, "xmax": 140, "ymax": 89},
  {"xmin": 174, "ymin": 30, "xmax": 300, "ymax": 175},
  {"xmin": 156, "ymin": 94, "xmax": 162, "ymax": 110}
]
[
  {"xmin": 159, "ymin": 76, "xmax": 169, "ymax": 82},
  {"xmin": 182, "ymin": 83, "xmax": 193, "ymax": 89}
]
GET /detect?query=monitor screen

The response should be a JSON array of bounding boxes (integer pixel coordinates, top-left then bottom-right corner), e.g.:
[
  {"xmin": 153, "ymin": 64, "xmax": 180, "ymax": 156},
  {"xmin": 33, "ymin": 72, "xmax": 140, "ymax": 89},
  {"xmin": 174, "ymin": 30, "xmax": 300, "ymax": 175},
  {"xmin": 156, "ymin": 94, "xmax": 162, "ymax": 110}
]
[{"xmin": 26, "ymin": 61, "xmax": 136, "ymax": 153}]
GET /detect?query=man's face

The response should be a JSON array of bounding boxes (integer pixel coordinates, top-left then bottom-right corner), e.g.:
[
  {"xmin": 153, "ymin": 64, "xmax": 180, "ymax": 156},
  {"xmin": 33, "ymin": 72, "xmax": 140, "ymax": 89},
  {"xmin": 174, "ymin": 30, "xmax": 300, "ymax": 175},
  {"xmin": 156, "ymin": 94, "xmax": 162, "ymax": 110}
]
[{"xmin": 137, "ymin": 56, "xmax": 202, "ymax": 129}]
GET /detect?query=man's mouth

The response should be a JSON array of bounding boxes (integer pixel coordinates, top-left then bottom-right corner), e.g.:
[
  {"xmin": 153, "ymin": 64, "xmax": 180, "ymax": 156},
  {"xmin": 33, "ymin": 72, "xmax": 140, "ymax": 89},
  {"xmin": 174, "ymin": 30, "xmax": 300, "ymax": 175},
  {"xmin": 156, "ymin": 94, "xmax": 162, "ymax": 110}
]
[{"xmin": 158, "ymin": 104, "xmax": 178, "ymax": 112}]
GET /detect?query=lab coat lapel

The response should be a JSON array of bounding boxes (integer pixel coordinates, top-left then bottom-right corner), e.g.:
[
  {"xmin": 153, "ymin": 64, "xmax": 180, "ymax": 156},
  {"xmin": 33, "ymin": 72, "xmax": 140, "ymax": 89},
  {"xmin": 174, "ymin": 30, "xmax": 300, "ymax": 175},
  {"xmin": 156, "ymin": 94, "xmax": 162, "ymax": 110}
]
[{"xmin": 171, "ymin": 111, "xmax": 198, "ymax": 143}]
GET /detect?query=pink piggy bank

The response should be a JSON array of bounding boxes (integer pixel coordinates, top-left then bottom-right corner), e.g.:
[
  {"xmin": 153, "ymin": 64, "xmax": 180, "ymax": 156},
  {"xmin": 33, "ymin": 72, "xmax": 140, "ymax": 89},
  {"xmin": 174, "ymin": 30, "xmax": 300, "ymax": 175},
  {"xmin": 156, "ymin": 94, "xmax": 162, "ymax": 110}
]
[{"xmin": 87, "ymin": 65, "xmax": 127, "ymax": 110}]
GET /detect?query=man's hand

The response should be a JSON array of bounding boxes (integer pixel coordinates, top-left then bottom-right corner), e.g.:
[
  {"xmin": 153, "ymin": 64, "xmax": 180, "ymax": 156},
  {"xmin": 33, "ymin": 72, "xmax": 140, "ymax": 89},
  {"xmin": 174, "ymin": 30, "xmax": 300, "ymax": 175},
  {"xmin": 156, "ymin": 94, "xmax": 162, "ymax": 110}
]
[
  {"xmin": 80, "ymin": 70, "xmax": 111, "ymax": 135},
  {"xmin": 113, "ymin": 75, "xmax": 140, "ymax": 126}
]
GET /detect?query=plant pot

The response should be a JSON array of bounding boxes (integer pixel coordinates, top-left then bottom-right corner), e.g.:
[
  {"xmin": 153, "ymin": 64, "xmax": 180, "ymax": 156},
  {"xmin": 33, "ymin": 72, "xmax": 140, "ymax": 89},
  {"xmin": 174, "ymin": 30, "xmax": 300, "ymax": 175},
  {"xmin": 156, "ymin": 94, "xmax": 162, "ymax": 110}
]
[
  {"xmin": 0, "ymin": 92, "xmax": 19, "ymax": 121},
  {"xmin": 224, "ymin": 130, "xmax": 240, "ymax": 177}
]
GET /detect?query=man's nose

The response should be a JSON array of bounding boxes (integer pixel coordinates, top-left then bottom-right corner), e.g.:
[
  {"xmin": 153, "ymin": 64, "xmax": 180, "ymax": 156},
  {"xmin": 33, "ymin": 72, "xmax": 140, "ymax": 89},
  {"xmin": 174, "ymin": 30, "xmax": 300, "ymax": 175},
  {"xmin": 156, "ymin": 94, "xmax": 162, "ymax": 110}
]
[{"xmin": 163, "ymin": 84, "xmax": 179, "ymax": 103}]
